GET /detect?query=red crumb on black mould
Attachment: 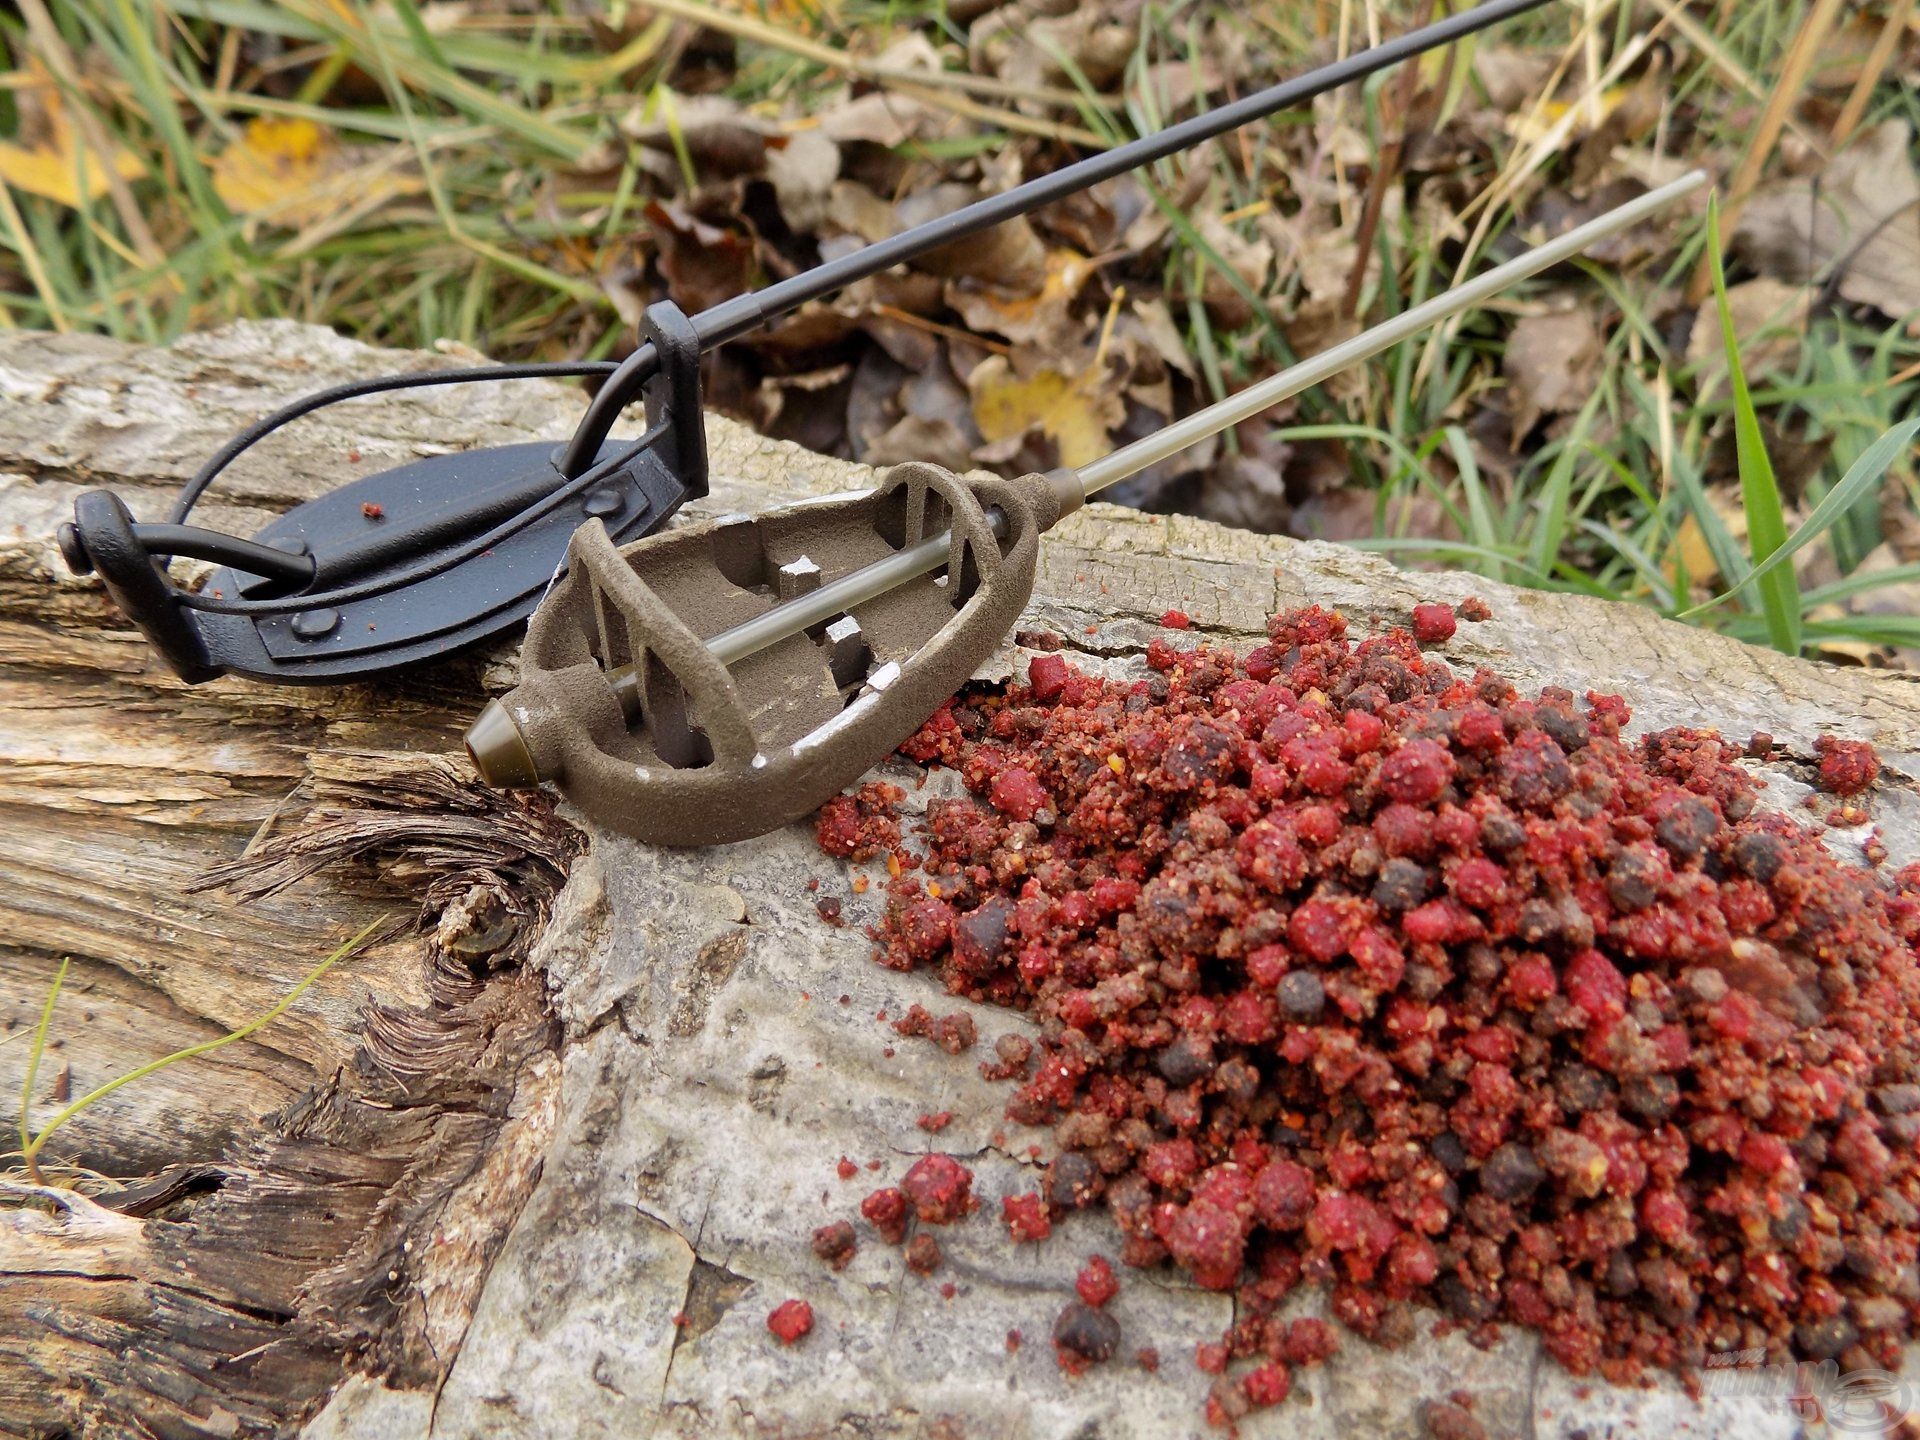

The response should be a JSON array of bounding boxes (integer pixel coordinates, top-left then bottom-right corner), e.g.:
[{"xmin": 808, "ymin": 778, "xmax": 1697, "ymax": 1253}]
[
  {"xmin": 810, "ymin": 601, "xmax": 1920, "ymax": 1404},
  {"xmin": 1816, "ymin": 736, "xmax": 1881, "ymax": 797},
  {"xmin": 767, "ymin": 1298, "xmax": 814, "ymax": 1344},
  {"xmin": 1003, "ymin": 1191, "xmax": 1053, "ymax": 1242},
  {"xmin": 905, "ymin": 1233, "xmax": 943, "ymax": 1274},
  {"xmin": 860, "ymin": 1186, "xmax": 909, "ymax": 1244},
  {"xmin": 1054, "ymin": 1301, "xmax": 1122, "ymax": 1373},
  {"xmin": 1411, "ymin": 603, "xmax": 1457, "ymax": 644},
  {"xmin": 812, "ymin": 1221, "xmax": 857, "ymax": 1271},
  {"xmin": 901, "ymin": 1154, "xmax": 976, "ymax": 1224}
]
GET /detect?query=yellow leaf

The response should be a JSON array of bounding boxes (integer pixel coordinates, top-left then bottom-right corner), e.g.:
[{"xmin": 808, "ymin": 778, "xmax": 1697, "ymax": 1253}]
[
  {"xmin": 0, "ymin": 62, "xmax": 145, "ymax": 208},
  {"xmin": 1507, "ymin": 84, "xmax": 1630, "ymax": 146},
  {"xmin": 970, "ymin": 355, "xmax": 1122, "ymax": 470},
  {"xmin": 210, "ymin": 117, "xmax": 415, "ymax": 237},
  {"xmin": 213, "ymin": 117, "xmax": 341, "ymax": 223}
]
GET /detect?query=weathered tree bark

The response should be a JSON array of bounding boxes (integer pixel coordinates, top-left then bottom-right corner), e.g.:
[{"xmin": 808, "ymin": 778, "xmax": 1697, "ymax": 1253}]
[{"xmin": 2, "ymin": 322, "xmax": 1915, "ymax": 1440}]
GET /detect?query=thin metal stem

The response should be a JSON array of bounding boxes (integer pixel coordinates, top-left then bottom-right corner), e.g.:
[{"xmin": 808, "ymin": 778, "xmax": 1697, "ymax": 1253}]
[
  {"xmin": 1079, "ymin": 170, "xmax": 1707, "ymax": 497},
  {"xmin": 700, "ymin": 171, "xmax": 1708, "ymax": 665}
]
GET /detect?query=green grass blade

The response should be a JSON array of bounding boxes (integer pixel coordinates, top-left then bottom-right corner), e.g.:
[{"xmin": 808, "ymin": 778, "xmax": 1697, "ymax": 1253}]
[
  {"xmin": 1679, "ymin": 416, "xmax": 1920, "ymax": 619},
  {"xmin": 1706, "ymin": 194, "xmax": 1801, "ymax": 655}
]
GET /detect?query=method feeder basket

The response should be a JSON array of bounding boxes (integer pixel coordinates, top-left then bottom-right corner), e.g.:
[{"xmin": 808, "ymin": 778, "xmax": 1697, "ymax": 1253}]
[
  {"xmin": 466, "ymin": 171, "xmax": 1708, "ymax": 848},
  {"xmin": 54, "ymin": 0, "xmax": 1555, "ymax": 687}
]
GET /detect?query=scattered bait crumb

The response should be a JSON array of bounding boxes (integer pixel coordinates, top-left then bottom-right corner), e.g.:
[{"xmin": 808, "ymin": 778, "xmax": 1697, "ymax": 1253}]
[
  {"xmin": 860, "ymin": 1186, "xmax": 909, "ymax": 1244},
  {"xmin": 1030, "ymin": 653, "xmax": 1070, "ymax": 702},
  {"xmin": 1746, "ymin": 730, "xmax": 1773, "ymax": 759},
  {"xmin": 816, "ymin": 896, "xmax": 844, "ymax": 924},
  {"xmin": 1136, "ymin": 1346, "xmax": 1160, "ymax": 1372},
  {"xmin": 1242, "ymin": 1362, "xmax": 1292, "ymax": 1408},
  {"xmin": 940, "ymin": 1281, "xmax": 958, "ymax": 1300},
  {"xmin": 1456, "ymin": 596, "xmax": 1492, "ymax": 622},
  {"xmin": 1161, "ymin": 609, "xmax": 1193, "ymax": 630},
  {"xmin": 766, "ymin": 1298, "xmax": 814, "ymax": 1345},
  {"xmin": 901, "ymin": 1154, "xmax": 975, "ymax": 1224},
  {"xmin": 835, "ymin": 1157, "xmax": 858, "ymax": 1181},
  {"xmin": 905, "ymin": 1233, "xmax": 943, "ymax": 1275},
  {"xmin": 1002, "ymin": 1191, "xmax": 1052, "ymax": 1242},
  {"xmin": 1006, "ymin": 1328, "xmax": 1023, "ymax": 1353},
  {"xmin": 1420, "ymin": 1398, "xmax": 1488, "ymax": 1440},
  {"xmin": 1194, "ymin": 1342, "xmax": 1228, "ymax": 1376},
  {"xmin": 917, "ymin": 1110, "xmax": 953, "ymax": 1133},
  {"xmin": 815, "ymin": 782, "xmax": 905, "ymax": 860},
  {"xmin": 1075, "ymin": 1255, "xmax": 1118, "ymax": 1308},
  {"xmin": 1017, "ymin": 628, "xmax": 1066, "ymax": 652},
  {"xmin": 1053, "ymin": 1301, "xmax": 1121, "ymax": 1373},
  {"xmin": 360, "ymin": 501, "xmax": 383, "ymax": 519},
  {"xmin": 1816, "ymin": 735, "xmax": 1881, "ymax": 796},
  {"xmin": 811, "ymin": 1221, "xmax": 857, "ymax": 1271},
  {"xmin": 809, "ymin": 600, "xmax": 1920, "ymax": 1412},
  {"xmin": 1410, "ymin": 602, "xmax": 1457, "ymax": 644},
  {"xmin": 894, "ymin": 1004, "xmax": 978, "ymax": 1053}
]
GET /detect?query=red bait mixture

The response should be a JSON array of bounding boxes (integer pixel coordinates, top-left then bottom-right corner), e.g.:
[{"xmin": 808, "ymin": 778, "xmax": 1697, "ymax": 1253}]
[{"xmin": 808, "ymin": 604, "xmax": 1917, "ymax": 1414}]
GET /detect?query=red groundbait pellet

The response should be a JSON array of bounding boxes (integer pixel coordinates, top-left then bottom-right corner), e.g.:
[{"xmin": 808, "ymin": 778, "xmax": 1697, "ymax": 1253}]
[{"xmin": 813, "ymin": 604, "xmax": 1920, "ymax": 1408}]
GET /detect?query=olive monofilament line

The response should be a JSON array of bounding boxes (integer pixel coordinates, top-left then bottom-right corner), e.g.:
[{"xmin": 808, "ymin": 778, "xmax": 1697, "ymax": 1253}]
[
  {"xmin": 553, "ymin": 0, "xmax": 1561, "ymax": 479},
  {"xmin": 698, "ymin": 170, "xmax": 1709, "ymax": 669}
]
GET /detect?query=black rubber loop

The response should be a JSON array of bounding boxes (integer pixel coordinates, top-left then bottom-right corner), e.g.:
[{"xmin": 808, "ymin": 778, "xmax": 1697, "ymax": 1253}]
[
  {"xmin": 171, "ymin": 360, "xmax": 619, "ymax": 525},
  {"xmin": 134, "ymin": 523, "xmax": 318, "ymax": 586},
  {"xmin": 177, "ymin": 419, "xmax": 669, "ymax": 616}
]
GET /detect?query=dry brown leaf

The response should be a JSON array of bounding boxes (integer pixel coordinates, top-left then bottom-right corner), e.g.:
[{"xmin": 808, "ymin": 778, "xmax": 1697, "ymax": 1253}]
[
  {"xmin": 0, "ymin": 59, "xmax": 144, "ymax": 207},
  {"xmin": 969, "ymin": 354, "xmax": 1123, "ymax": 469},
  {"xmin": 946, "ymin": 247, "xmax": 1093, "ymax": 345},
  {"xmin": 645, "ymin": 198, "xmax": 754, "ymax": 313},
  {"xmin": 896, "ymin": 183, "xmax": 1047, "ymax": 288},
  {"xmin": 815, "ymin": 91, "xmax": 946, "ymax": 148},
  {"xmin": 1686, "ymin": 276, "xmax": 1810, "ymax": 388},
  {"xmin": 1128, "ymin": 296, "xmax": 1195, "ymax": 379},
  {"xmin": 1735, "ymin": 119, "xmax": 1920, "ymax": 322},
  {"xmin": 620, "ymin": 94, "xmax": 775, "ymax": 178},
  {"xmin": 1504, "ymin": 308, "xmax": 1603, "ymax": 441},
  {"xmin": 969, "ymin": 6, "xmax": 1133, "ymax": 93}
]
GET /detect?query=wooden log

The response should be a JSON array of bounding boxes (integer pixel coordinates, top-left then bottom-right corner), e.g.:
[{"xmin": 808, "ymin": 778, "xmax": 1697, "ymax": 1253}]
[{"xmin": 2, "ymin": 322, "xmax": 1916, "ymax": 1440}]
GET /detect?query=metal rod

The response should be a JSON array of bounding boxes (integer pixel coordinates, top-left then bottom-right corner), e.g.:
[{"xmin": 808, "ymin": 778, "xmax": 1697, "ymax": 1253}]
[
  {"xmin": 701, "ymin": 170, "xmax": 1708, "ymax": 665},
  {"xmin": 557, "ymin": 0, "xmax": 1560, "ymax": 478},
  {"xmin": 1079, "ymin": 170, "xmax": 1708, "ymax": 496}
]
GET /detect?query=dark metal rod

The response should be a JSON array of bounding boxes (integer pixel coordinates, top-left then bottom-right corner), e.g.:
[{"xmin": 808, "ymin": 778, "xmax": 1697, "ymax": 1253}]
[{"xmin": 555, "ymin": 0, "xmax": 1559, "ymax": 478}]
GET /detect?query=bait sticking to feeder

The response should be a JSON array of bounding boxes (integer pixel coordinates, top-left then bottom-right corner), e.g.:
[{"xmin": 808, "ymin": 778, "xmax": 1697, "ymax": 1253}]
[
  {"xmin": 54, "ymin": 0, "xmax": 1553, "ymax": 688},
  {"xmin": 466, "ymin": 172, "xmax": 1709, "ymax": 847}
]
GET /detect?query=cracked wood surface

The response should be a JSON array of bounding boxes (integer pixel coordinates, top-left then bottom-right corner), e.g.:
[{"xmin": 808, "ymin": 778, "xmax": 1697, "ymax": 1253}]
[{"xmin": 2, "ymin": 322, "xmax": 1918, "ymax": 1439}]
